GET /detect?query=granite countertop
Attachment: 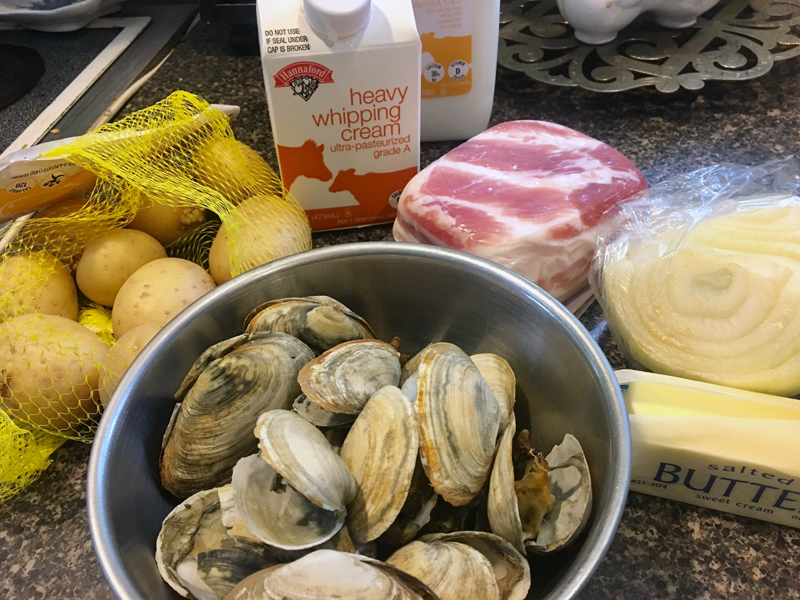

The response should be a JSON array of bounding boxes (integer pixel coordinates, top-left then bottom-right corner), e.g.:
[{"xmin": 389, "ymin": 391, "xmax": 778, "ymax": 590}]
[{"xmin": 3, "ymin": 17, "xmax": 800, "ymax": 600}]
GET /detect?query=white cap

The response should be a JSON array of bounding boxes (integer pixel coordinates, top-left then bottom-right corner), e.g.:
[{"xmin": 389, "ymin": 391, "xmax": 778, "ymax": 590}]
[{"xmin": 303, "ymin": 0, "xmax": 372, "ymax": 42}]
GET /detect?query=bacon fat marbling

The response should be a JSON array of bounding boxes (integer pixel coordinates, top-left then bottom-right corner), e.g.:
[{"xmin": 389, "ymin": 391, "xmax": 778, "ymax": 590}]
[{"xmin": 393, "ymin": 121, "xmax": 648, "ymax": 300}]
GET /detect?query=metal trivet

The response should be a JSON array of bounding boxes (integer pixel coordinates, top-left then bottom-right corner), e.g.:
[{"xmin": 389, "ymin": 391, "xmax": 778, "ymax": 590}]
[{"xmin": 498, "ymin": 0, "xmax": 800, "ymax": 92}]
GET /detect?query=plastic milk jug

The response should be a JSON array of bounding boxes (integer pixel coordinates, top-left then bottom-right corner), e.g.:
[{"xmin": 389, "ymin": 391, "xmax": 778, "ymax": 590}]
[
  {"xmin": 413, "ymin": 0, "xmax": 501, "ymax": 142},
  {"xmin": 257, "ymin": 0, "xmax": 421, "ymax": 231}
]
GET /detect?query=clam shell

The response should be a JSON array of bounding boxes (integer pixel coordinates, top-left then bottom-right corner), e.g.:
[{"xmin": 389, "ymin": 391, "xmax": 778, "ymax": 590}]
[
  {"xmin": 255, "ymin": 410, "xmax": 357, "ymax": 515},
  {"xmin": 155, "ymin": 488, "xmax": 273, "ymax": 600},
  {"xmin": 156, "ymin": 489, "xmax": 224, "ymax": 600},
  {"xmin": 487, "ymin": 422, "xmax": 525, "ymax": 554},
  {"xmin": 416, "ymin": 345, "xmax": 501, "ymax": 506},
  {"xmin": 399, "ymin": 342, "xmax": 461, "ymax": 387},
  {"xmin": 386, "ymin": 540, "xmax": 500, "ymax": 600},
  {"xmin": 196, "ymin": 544, "xmax": 277, "ymax": 600},
  {"xmin": 528, "ymin": 434, "xmax": 593, "ymax": 554},
  {"xmin": 292, "ymin": 393, "xmax": 355, "ymax": 428},
  {"xmin": 340, "ymin": 386, "xmax": 418, "ymax": 544},
  {"xmin": 225, "ymin": 550, "xmax": 438, "ymax": 600},
  {"xmin": 298, "ymin": 340, "xmax": 401, "ymax": 415},
  {"xmin": 244, "ymin": 296, "xmax": 376, "ymax": 353},
  {"xmin": 488, "ymin": 426, "xmax": 593, "ymax": 555},
  {"xmin": 419, "ymin": 532, "xmax": 530, "ymax": 600},
  {"xmin": 470, "ymin": 353, "xmax": 516, "ymax": 435},
  {"xmin": 160, "ymin": 332, "xmax": 315, "ymax": 499},
  {"xmin": 231, "ymin": 454, "xmax": 344, "ymax": 550}
]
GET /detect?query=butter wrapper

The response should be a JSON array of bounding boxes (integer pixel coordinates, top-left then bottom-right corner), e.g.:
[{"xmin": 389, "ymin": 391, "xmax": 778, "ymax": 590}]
[{"xmin": 617, "ymin": 370, "xmax": 800, "ymax": 529}]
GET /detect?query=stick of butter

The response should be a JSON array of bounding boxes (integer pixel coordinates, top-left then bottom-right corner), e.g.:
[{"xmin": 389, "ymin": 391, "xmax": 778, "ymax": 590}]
[{"xmin": 617, "ymin": 369, "xmax": 800, "ymax": 529}]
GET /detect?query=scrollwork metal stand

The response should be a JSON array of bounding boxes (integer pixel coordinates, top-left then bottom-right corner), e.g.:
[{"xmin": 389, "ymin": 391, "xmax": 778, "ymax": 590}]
[{"xmin": 498, "ymin": 0, "xmax": 800, "ymax": 92}]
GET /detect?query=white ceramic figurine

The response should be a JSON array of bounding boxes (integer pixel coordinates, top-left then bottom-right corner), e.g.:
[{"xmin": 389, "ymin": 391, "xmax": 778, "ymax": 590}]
[{"xmin": 556, "ymin": 0, "xmax": 721, "ymax": 44}]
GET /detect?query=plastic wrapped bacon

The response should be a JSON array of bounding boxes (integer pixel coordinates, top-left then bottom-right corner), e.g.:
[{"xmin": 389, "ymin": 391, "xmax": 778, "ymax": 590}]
[
  {"xmin": 393, "ymin": 121, "xmax": 648, "ymax": 301},
  {"xmin": 590, "ymin": 158, "xmax": 800, "ymax": 396}
]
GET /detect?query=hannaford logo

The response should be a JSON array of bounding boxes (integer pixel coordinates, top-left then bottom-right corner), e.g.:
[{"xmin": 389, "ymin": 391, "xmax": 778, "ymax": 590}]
[{"xmin": 274, "ymin": 62, "xmax": 334, "ymax": 102}]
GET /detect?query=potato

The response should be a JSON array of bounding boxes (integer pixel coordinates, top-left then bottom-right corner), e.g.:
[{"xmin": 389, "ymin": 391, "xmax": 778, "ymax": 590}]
[
  {"xmin": 76, "ymin": 230, "xmax": 167, "ymax": 307},
  {"xmin": 208, "ymin": 195, "xmax": 311, "ymax": 285},
  {"xmin": 0, "ymin": 314, "xmax": 107, "ymax": 431},
  {"xmin": 112, "ymin": 258, "xmax": 216, "ymax": 338},
  {"xmin": 0, "ymin": 252, "xmax": 79, "ymax": 321},
  {"xmin": 99, "ymin": 322, "xmax": 162, "ymax": 406},
  {"xmin": 193, "ymin": 138, "xmax": 274, "ymax": 203},
  {"xmin": 128, "ymin": 193, "xmax": 206, "ymax": 246}
]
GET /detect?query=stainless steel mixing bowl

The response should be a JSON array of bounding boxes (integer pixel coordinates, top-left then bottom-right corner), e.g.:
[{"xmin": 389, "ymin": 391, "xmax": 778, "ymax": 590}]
[{"xmin": 88, "ymin": 242, "xmax": 631, "ymax": 600}]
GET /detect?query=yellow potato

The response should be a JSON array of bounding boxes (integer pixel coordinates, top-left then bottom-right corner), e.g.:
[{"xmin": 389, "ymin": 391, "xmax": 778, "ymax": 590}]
[
  {"xmin": 99, "ymin": 322, "xmax": 162, "ymax": 406},
  {"xmin": 128, "ymin": 193, "xmax": 206, "ymax": 246},
  {"xmin": 208, "ymin": 195, "xmax": 311, "ymax": 285},
  {"xmin": 0, "ymin": 314, "xmax": 107, "ymax": 432},
  {"xmin": 193, "ymin": 138, "xmax": 274, "ymax": 203},
  {"xmin": 0, "ymin": 252, "xmax": 79, "ymax": 321},
  {"xmin": 76, "ymin": 229, "xmax": 167, "ymax": 307},
  {"xmin": 112, "ymin": 258, "xmax": 216, "ymax": 338}
]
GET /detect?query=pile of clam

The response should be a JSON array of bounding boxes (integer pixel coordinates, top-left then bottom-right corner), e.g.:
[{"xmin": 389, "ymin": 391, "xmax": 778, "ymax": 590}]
[{"xmin": 156, "ymin": 296, "xmax": 592, "ymax": 600}]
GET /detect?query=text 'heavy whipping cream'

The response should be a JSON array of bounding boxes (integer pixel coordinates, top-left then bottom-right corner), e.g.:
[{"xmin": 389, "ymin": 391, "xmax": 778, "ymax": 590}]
[{"xmin": 257, "ymin": 0, "xmax": 421, "ymax": 231}]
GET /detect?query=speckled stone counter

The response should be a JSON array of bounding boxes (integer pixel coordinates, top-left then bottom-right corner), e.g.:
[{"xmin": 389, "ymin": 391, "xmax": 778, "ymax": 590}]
[{"xmin": 2, "ymin": 18, "xmax": 800, "ymax": 600}]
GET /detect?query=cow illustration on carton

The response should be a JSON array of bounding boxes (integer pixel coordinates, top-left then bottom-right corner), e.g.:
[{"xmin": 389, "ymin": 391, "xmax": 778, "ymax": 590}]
[
  {"xmin": 329, "ymin": 166, "xmax": 418, "ymax": 208},
  {"xmin": 276, "ymin": 140, "xmax": 333, "ymax": 190}
]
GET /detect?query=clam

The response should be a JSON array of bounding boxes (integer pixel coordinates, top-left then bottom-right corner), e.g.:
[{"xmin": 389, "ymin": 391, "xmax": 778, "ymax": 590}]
[
  {"xmin": 161, "ymin": 332, "xmax": 315, "ymax": 499},
  {"xmin": 415, "ymin": 344, "xmax": 501, "ymax": 506},
  {"xmin": 339, "ymin": 386, "xmax": 418, "ymax": 544},
  {"xmin": 298, "ymin": 339, "xmax": 401, "ymax": 415},
  {"xmin": 399, "ymin": 342, "xmax": 461, "ymax": 386},
  {"xmin": 155, "ymin": 488, "xmax": 274, "ymax": 600},
  {"xmin": 418, "ymin": 532, "xmax": 530, "ymax": 600},
  {"xmin": 225, "ymin": 550, "xmax": 438, "ymax": 600},
  {"xmin": 292, "ymin": 393, "xmax": 355, "ymax": 428},
  {"xmin": 244, "ymin": 296, "xmax": 376, "ymax": 353},
  {"xmin": 220, "ymin": 477, "xmax": 359, "ymax": 553},
  {"xmin": 386, "ymin": 539, "xmax": 500, "ymax": 600},
  {"xmin": 255, "ymin": 409, "xmax": 357, "ymax": 515},
  {"xmin": 488, "ymin": 422, "xmax": 592, "ymax": 554},
  {"xmin": 470, "ymin": 353, "xmax": 516, "ymax": 435},
  {"xmin": 231, "ymin": 455, "xmax": 344, "ymax": 550}
]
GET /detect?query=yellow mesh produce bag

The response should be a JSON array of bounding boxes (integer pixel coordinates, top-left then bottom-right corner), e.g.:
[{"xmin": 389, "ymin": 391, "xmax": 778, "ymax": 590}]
[
  {"xmin": 0, "ymin": 91, "xmax": 311, "ymax": 500},
  {"xmin": 0, "ymin": 411, "xmax": 65, "ymax": 503}
]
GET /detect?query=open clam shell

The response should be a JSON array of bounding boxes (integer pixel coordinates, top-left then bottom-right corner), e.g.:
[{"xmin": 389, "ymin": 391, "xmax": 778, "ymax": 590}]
[
  {"xmin": 155, "ymin": 488, "xmax": 273, "ymax": 600},
  {"xmin": 470, "ymin": 353, "xmax": 516, "ymax": 435},
  {"xmin": 386, "ymin": 539, "xmax": 500, "ymax": 600},
  {"xmin": 231, "ymin": 454, "xmax": 344, "ymax": 550},
  {"xmin": 225, "ymin": 550, "xmax": 438, "ymax": 600},
  {"xmin": 530, "ymin": 434, "xmax": 593, "ymax": 553},
  {"xmin": 418, "ymin": 532, "xmax": 530, "ymax": 600},
  {"xmin": 488, "ymin": 425, "xmax": 593, "ymax": 555},
  {"xmin": 255, "ymin": 410, "xmax": 357, "ymax": 515},
  {"xmin": 244, "ymin": 296, "xmax": 376, "ymax": 353},
  {"xmin": 160, "ymin": 332, "xmax": 315, "ymax": 499},
  {"xmin": 298, "ymin": 340, "xmax": 401, "ymax": 415},
  {"xmin": 340, "ymin": 386, "xmax": 418, "ymax": 544},
  {"xmin": 415, "ymin": 345, "xmax": 501, "ymax": 506}
]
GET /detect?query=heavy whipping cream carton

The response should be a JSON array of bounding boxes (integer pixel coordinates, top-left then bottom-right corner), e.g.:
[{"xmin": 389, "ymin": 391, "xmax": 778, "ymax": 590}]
[{"xmin": 257, "ymin": 0, "xmax": 420, "ymax": 231}]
